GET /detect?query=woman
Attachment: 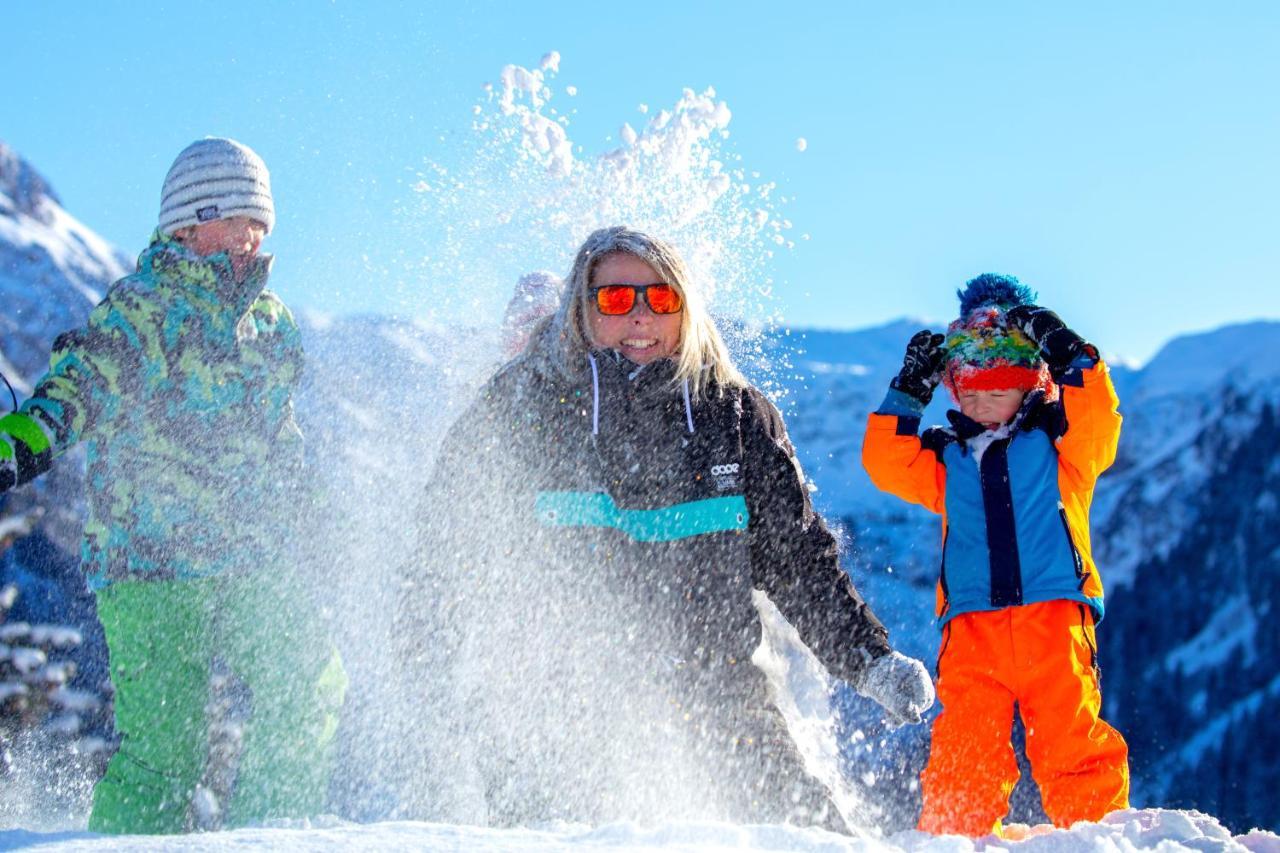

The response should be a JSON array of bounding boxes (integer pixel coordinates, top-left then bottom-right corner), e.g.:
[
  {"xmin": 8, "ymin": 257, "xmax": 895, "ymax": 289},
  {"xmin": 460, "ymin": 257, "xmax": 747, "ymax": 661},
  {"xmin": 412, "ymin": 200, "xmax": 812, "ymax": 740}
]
[{"xmin": 396, "ymin": 226, "xmax": 932, "ymax": 830}]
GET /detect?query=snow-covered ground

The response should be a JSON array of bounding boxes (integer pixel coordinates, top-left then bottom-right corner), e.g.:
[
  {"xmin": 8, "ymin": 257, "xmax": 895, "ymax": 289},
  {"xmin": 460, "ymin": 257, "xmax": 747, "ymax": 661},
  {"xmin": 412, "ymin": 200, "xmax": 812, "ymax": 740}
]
[
  {"xmin": 5, "ymin": 598, "xmax": 1277, "ymax": 849},
  {"xmin": 2, "ymin": 809, "xmax": 1276, "ymax": 852}
]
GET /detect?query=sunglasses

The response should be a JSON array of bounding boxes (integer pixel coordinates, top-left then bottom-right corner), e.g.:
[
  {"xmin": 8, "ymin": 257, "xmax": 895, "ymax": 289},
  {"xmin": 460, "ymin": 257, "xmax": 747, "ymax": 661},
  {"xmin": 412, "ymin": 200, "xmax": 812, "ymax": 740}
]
[{"xmin": 590, "ymin": 283, "xmax": 684, "ymax": 316}]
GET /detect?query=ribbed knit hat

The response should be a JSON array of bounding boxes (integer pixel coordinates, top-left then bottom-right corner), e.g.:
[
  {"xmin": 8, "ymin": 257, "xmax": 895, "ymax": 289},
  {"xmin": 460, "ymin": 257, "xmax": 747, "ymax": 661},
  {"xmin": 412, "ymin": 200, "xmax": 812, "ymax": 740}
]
[
  {"xmin": 158, "ymin": 138, "xmax": 274, "ymax": 235},
  {"xmin": 942, "ymin": 273, "xmax": 1054, "ymax": 400}
]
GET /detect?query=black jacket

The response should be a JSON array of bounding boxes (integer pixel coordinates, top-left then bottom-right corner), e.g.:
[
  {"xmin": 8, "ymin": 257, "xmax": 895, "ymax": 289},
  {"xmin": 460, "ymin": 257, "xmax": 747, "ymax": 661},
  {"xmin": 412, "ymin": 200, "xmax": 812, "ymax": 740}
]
[{"xmin": 397, "ymin": 350, "xmax": 890, "ymax": 822}]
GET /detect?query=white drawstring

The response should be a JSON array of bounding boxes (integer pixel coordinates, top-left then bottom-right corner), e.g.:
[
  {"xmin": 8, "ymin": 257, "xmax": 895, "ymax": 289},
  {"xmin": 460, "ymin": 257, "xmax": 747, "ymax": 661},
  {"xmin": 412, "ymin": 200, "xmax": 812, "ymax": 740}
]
[
  {"xmin": 588, "ymin": 352, "xmax": 600, "ymax": 436},
  {"xmin": 682, "ymin": 379, "xmax": 696, "ymax": 434},
  {"xmin": 588, "ymin": 352, "xmax": 694, "ymax": 435}
]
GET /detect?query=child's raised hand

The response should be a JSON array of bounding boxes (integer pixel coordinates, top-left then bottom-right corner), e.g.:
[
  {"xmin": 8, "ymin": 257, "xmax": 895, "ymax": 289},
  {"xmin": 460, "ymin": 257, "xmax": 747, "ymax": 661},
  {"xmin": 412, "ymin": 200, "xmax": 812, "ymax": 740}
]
[
  {"xmin": 1004, "ymin": 305, "xmax": 1092, "ymax": 369},
  {"xmin": 890, "ymin": 330, "xmax": 947, "ymax": 405}
]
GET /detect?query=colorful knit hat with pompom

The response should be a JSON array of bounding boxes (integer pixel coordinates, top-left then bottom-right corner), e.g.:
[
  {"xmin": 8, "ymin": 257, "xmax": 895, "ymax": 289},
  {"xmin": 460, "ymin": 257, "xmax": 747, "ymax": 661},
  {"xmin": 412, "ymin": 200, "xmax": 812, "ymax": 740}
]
[{"xmin": 942, "ymin": 273, "xmax": 1056, "ymax": 400}]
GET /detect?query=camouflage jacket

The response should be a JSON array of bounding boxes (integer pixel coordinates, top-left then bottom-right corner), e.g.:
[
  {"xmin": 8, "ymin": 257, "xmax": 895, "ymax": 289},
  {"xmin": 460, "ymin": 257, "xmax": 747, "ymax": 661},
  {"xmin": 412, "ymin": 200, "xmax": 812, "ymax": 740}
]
[{"xmin": 0, "ymin": 234, "xmax": 304, "ymax": 588}]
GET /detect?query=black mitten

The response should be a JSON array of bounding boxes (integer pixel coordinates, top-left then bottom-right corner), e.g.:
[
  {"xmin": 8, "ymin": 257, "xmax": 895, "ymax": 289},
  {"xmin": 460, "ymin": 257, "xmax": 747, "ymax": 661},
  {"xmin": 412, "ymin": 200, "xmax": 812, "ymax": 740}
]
[
  {"xmin": 890, "ymin": 330, "xmax": 946, "ymax": 405},
  {"xmin": 1005, "ymin": 305, "xmax": 1093, "ymax": 369}
]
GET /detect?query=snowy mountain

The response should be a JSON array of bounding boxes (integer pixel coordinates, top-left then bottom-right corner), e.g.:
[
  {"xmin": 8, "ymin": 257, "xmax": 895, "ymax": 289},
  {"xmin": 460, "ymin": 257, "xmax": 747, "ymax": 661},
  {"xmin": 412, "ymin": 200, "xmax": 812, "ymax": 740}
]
[
  {"xmin": 1093, "ymin": 328, "xmax": 1280, "ymax": 833},
  {"xmin": 0, "ymin": 140, "xmax": 125, "ymax": 828},
  {"xmin": 2, "ymin": 141, "xmax": 1278, "ymax": 838},
  {"xmin": 0, "ymin": 141, "xmax": 129, "ymax": 391},
  {"xmin": 0, "ymin": 138, "xmax": 133, "ymax": 548},
  {"xmin": 0, "ymin": 140, "xmax": 130, "ymax": 553},
  {"xmin": 0, "ymin": 137, "xmax": 128, "ymax": 808}
]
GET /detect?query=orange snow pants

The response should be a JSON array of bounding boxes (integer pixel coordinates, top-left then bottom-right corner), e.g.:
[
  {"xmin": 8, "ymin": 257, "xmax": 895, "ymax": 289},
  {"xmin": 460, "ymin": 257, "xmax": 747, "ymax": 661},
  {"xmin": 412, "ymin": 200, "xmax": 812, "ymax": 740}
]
[{"xmin": 918, "ymin": 600, "xmax": 1129, "ymax": 837}]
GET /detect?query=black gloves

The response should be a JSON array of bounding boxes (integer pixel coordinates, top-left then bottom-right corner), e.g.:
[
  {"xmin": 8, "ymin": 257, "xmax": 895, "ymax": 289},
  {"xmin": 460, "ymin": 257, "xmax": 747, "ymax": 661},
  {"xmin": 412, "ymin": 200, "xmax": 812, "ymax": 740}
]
[
  {"xmin": 1004, "ymin": 305, "xmax": 1094, "ymax": 369},
  {"xmin": 890, "ymin": 330, "xmax": 946, "ymax": 405},
  {"xmin": 0, "ymin": 449, "xmax": 15, "ymax": 493}
]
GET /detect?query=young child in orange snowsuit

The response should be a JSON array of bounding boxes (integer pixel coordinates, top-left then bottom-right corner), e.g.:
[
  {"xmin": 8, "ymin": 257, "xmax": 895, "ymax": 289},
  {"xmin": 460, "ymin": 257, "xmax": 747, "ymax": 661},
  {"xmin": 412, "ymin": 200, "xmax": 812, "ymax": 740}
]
[{"xmin": 862, "ymin": 274, "xmax": 1130, "ymax": 837}]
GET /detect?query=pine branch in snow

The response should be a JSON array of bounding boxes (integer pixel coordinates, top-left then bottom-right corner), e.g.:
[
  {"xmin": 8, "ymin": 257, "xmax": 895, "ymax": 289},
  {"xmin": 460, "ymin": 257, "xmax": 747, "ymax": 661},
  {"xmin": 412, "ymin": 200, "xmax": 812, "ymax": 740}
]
[
  {"xmin": 0, "ymin": 583, "xmax": 101, "ymax": 775},
  {"xmin": 0, "ymin": 507, "xmax": 43, "ymax": 551}
]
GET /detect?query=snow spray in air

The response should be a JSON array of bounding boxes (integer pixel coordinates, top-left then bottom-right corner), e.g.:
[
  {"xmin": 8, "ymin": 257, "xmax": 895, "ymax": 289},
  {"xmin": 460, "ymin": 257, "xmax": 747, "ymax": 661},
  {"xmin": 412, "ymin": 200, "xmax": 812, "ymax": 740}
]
[
  {"xmin": 318, "ymin": 52, "xmax": 870, "ymax": 832},
  {"xmin": 400, "ymin": 50, "xmax": 799, "ymax": 391}
]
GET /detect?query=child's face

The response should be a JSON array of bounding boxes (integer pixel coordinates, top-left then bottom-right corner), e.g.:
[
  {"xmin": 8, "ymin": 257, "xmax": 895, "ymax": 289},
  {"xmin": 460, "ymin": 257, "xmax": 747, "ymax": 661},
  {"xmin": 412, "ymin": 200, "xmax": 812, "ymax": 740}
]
[
  {"xmin": 176, "ymin": 216, "xmax": 267, "ymax": 278},
  {"xmin": 958, "ymin": 388, "xmax": 1025, "ymax": 430}
]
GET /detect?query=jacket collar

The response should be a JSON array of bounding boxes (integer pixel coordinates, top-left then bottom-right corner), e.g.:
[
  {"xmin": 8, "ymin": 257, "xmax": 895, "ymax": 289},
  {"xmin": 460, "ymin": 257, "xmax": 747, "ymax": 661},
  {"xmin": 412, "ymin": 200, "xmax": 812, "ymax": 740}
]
[
  {"xmin": 945, "ymin": 409, "xmax": 989, "ymax": 442},
  {"xmin": 584, "ymin": 350, "xmax": 695, "ymax": 437},
  {"xmin": 591, "ymin": 349, "xmax": 680, "ymax": 387},
  {"xmin": 137, "ymin": 232, "xmax": 273, "ymax": 318}
]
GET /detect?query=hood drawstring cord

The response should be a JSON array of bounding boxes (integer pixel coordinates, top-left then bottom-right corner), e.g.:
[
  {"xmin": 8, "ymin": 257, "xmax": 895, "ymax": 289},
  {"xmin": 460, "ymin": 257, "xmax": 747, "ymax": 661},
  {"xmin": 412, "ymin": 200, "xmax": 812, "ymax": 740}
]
[
  {"xmin": 585, "ymin": 352, "xmax": 696, "ymax": 436},
  {"xmin": 682, "ymin": 379, "xmax": 696, "ymax": 434},
  {"xmin": 588, "ymin": 352, "xmax": 601, "ymax": 436}
]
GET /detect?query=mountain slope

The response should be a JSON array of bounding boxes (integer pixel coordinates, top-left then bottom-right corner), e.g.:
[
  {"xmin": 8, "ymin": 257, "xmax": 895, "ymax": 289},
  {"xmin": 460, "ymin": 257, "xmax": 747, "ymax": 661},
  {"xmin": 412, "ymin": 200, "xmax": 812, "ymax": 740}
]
[
  {"xmin": 0, "ymin": 141, "xmax": 129, "ymax": 390},
  {"xmin": 1102, "ymin": 388, "xmax": 1280, "ymax": 832},
  {"xmin": 0, "ymin": 140, "xmax": 126, "ymax": 823}
]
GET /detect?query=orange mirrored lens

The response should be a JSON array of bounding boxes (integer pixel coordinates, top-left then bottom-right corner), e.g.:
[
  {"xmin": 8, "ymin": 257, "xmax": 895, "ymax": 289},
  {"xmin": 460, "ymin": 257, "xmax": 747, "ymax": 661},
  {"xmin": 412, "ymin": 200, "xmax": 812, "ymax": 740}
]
[
  {"xmin": 595, "ymin": 285, "xmax": 638, "ymax": 315},
  {"xmin": 592, "ymin": 284, "xmax": 683, "ymax": 315},
  {"xmin": 645, "ymin": 284, "xmax": 683, "ymax": 314}
]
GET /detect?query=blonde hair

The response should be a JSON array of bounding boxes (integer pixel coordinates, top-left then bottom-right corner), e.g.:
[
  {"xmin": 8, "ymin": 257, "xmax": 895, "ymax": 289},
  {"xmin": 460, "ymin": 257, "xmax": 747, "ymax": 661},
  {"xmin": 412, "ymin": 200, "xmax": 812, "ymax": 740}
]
[{"xmin": 526, "ymin": 226, "xmax": 746, "ymax": 399}]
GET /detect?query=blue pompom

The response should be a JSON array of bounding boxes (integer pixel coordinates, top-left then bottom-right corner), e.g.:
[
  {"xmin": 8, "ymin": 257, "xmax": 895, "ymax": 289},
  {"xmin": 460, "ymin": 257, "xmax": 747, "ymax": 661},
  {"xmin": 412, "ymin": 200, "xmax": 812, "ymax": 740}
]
[{"xmin": 957, "ymin": 273, "xmax": 1037, "ymax": 316}]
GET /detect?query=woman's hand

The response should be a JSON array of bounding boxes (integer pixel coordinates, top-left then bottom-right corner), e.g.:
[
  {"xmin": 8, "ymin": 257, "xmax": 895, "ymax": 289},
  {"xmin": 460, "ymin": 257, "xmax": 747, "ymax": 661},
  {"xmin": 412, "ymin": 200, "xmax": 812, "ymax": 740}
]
[{"xmin": 854, "ymin": 649, "xmax": 936, "ymax": 728}]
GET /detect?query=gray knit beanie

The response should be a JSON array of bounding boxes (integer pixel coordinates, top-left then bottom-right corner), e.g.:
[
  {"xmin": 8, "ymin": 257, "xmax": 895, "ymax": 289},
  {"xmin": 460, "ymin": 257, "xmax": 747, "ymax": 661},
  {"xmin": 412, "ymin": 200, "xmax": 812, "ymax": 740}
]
[{"xmin": 158, "ymin": 138, "xmax": 275, "ymax": 235}]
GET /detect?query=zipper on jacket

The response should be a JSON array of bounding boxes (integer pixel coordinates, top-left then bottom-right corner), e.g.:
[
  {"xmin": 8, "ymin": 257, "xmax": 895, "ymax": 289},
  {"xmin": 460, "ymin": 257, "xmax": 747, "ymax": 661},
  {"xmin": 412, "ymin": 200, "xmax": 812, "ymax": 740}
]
[
  {"xmin": 980, "ymin": 438, "xmax": 1022, "ymax": 607},
  {"xmin": 1078, "ymin": 604, "xmax": 1100, "ymax": 681},
  {"xmin": 938, "ymin": 527, "xmax": 951, "ymax": 618},
  {"xmin": 1058, "ymin": 502, "xmax": 1087, "ymax": 587},
  {"xmin": 936, "ymin": 621, "xmax": 952, "ymax": 681}
]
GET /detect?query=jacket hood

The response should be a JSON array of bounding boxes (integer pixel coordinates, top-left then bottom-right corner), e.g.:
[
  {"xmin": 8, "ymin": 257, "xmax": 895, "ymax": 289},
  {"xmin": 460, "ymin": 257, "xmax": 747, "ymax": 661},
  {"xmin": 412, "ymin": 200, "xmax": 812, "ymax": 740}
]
[{"xmin": 514, "ymin": 310, "xmax": 578, "ymax": 384}]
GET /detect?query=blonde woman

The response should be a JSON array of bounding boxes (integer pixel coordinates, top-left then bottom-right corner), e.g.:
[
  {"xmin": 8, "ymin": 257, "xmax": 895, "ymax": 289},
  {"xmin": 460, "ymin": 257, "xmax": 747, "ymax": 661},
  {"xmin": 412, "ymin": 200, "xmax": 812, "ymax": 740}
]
[{"xmin": 397, "ymin": 226, "xmax": 932, "ymax": 830}]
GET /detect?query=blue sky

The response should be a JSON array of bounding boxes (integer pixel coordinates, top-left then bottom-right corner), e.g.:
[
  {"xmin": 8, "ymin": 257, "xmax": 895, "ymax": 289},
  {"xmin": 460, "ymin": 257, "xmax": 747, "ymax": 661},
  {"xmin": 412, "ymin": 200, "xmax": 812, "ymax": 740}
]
[{"xmin": 3, "ymin": 1, "xmax": 1277, "ymax": 363}]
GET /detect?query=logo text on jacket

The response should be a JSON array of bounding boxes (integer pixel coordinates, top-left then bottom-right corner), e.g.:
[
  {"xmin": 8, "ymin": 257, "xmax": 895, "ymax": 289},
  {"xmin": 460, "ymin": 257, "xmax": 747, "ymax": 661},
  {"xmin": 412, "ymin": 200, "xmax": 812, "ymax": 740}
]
[{"xmin": 710, "ymin": 463, "xmax": 740, "ymax": 491}]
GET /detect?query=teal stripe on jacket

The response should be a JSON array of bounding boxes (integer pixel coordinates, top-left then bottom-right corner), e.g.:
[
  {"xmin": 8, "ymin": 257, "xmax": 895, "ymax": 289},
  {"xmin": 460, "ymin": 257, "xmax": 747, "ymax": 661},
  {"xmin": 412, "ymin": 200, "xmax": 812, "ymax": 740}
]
[{"xmin": 535, "ymin": 492, "xmax": 749, "ymax": 542}]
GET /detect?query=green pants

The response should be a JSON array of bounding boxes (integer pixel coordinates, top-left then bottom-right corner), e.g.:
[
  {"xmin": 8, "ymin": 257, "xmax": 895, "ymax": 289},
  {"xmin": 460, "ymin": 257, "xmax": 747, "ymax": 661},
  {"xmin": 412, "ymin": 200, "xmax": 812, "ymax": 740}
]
[{"xmin": 88, "ymin": 571, "xmax": 347, "ymax": 835}]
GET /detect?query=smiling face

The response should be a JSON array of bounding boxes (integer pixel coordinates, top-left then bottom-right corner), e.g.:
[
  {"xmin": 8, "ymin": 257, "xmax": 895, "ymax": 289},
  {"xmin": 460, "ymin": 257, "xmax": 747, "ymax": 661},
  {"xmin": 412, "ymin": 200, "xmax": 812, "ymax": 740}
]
[
  {"xmin": 957, "ymin": 387, "xmax": 1025, "ymax": 430},
  {"xmin": 586, "ymin": 252, "xmax": 683, "ymax": 365},
  {"xmin": 174, "ymin": 216, "xmax": 267, "ymax": 279}
]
